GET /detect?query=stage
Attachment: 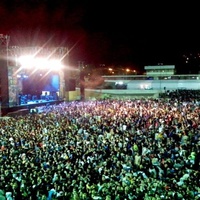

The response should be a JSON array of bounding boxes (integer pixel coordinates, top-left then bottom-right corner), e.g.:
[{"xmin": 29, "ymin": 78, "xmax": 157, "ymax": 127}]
[{"xmin": 1, "ymin": 99, "xmax": 64, "ymax": 117}]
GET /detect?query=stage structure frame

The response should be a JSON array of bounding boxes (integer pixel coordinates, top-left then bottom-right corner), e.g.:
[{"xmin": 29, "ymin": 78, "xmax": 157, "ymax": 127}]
[{"xmin": 0, "ymin": 34, "xmax": 69, "ymax": 107}]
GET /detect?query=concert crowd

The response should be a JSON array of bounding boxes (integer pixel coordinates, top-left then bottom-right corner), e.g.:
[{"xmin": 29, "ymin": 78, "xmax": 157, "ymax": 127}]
[{"xmin": 0, "ymin": 90, "xmax": 200, "ymax": 199}]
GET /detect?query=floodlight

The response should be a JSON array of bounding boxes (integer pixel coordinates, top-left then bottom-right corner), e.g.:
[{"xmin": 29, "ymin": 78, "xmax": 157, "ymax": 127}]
[
  {"xmin": 18, "ymin": 55, "xmax": 63, "ymax": 71},
  {"xmin": 34, "ymin": 58, "xmax": 48, "ymax": 69},
  {"xmin": 18, "ymin": 55, "xmax": 34, "ymax": 68},
  {"xmin": 48, "ymin": 59, "xmax": 63, "ymax": 70}
]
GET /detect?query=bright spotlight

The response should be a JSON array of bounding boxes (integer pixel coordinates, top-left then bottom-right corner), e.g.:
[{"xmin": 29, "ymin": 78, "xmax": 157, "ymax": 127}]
[
  {"xmin": 18, "ymin": 55, "xmax": 34, "ymax": 68},
  {"xmin": 48, "ymin": 59, "xmax": 63, "ymax": 70},
  {"xmin": 34, "ymin": 58, "xmax": 48, "ymax": 69},
  {"xmin": 18, "ymin": 55, "xmax": 63, "ymax": 71}
]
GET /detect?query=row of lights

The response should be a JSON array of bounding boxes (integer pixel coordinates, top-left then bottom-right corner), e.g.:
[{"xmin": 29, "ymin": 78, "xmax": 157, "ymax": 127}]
[
  {"xmin": 16, "ymin": 55, "xmax": 64, "ymax": 79},
  {"xmin": 108, "ymin": 68, "xmax": 137, "ymax": 74},
  {"xmin": 18, "ymin": 55, "xmax": 64, "ymax": 70}
]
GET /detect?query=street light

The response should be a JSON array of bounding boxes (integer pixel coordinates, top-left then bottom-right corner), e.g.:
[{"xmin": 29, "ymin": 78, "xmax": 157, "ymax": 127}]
[
  {"xmin": 108, "ymin": 68, "xmax": 113, "ymax": 74},
  {"xmin": 126, "ymin": 69, "xmax": 130, "ymax": 76}
]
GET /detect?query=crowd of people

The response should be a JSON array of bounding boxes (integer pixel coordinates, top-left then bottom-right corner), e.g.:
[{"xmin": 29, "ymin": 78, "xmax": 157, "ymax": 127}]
[
  {"xmin": 0, "ymin": 91, "xmax": 200, "ymax": 199},
  {"xmin": 162, "ymin": 89, "xmax": 200, "ymax": 102}
]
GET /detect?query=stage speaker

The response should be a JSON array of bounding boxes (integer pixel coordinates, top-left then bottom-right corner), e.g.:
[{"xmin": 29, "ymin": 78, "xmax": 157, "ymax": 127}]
[{"xmin": 65, "ymin": 79, "xmax": 76, "ymax": 91}]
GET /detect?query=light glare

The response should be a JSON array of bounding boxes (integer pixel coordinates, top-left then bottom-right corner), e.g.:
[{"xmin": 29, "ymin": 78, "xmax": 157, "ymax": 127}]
[{"xmin": 18, "ymin": 55, "xmax": 63, "ymax": 71}]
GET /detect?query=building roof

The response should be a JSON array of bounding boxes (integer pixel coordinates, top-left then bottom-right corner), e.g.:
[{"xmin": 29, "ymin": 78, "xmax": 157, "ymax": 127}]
[{"xmin": 144, "ymin": 65, "xmax": 175, "ymax": 70}]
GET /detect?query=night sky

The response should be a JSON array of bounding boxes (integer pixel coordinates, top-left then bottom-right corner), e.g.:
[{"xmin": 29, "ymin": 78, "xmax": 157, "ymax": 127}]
[{"xmin": 0, "ymin": 0, "xmax": 200, "ymax": 74}]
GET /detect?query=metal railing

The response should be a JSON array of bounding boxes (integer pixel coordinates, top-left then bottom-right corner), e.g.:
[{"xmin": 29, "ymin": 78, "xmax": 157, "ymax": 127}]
[{"xmin": 102, "ymin": 74, "xmax": 200, "ymax": 81}]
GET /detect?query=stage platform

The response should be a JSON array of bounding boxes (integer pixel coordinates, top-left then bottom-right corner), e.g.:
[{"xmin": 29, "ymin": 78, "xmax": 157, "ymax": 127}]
[{"xmin": 1, "ymin": 99, "xmax": 64, "ymax": 117}]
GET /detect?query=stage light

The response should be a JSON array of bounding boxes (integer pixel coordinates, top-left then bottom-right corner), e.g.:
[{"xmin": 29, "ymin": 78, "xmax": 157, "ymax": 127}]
[
  {"xmin": 34, "ymin": 58, "xmax": 48, "ymax": 69},
  {"xmin": 18, "ymin": 55, "xmax": 34, "ymax": 68},
  {"xmin": 48, "ymin": 59, "xmax": 63, "ymax": 70},
  {"xmin": 16, "ymin": 74, "xmax": 28, "ymax": 79},
  {"xmin": 18, "ymin": 55, "xmax": 63, "ymax": 71}
]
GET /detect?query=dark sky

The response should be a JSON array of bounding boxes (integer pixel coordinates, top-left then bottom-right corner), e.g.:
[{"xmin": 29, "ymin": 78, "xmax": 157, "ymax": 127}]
[{"xmin": 0, "ymin": 0, "xmax": 199, "ymax": 73}]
